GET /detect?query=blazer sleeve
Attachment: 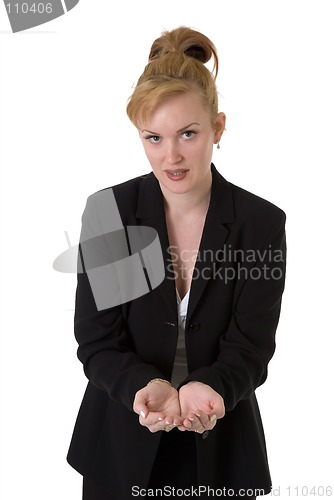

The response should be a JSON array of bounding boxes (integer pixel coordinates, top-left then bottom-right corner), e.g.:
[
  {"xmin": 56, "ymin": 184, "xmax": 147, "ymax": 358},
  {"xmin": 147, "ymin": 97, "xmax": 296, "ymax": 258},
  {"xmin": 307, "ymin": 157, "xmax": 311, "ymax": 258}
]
[
  {"xmin": 181, "ymin": 210, "xmax": 287, "ymax": 412},
  {"xmin": 74, "ymin": 194, "xmax": 166, "ymax": 412}
]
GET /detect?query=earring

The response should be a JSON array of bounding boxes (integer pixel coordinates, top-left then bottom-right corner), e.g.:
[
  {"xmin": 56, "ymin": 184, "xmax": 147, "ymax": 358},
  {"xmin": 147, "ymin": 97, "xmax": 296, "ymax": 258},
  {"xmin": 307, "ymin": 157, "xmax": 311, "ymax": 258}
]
[{"xmin": 217, "ymin": 142, "xmax": 220, "ymax": 149}]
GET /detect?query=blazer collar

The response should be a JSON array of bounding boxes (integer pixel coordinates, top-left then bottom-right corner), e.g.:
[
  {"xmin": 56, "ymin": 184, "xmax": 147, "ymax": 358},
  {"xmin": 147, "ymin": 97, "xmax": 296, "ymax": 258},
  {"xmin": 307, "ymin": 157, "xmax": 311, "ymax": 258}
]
[{"xmin": 135, "ymin": 164, "xmax": 235, "ymax": 322}]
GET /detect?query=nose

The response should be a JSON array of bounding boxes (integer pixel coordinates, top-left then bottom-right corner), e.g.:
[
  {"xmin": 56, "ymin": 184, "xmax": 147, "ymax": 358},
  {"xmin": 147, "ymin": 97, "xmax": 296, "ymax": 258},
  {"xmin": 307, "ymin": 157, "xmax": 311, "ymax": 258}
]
[{"xmin": 166, "ymin": 140, "xmax": 182, "ymax": 165}]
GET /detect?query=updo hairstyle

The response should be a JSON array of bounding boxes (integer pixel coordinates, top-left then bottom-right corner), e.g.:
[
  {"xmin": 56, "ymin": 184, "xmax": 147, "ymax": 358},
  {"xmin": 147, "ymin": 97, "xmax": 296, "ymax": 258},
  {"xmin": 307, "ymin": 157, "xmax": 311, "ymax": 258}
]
[{"xmin": 126, "ymin": 26, "xmax": 219, "ymax": 129}]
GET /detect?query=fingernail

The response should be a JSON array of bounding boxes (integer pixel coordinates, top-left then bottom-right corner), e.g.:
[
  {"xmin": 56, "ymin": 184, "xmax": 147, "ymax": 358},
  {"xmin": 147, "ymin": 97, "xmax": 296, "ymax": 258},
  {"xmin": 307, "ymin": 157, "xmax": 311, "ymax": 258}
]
[
  {"xmin": 158, "ymin": 417, "xmax": 164, "ymax": 421},
  {"xmin": 195, "ymin": 413, "xmax": 201, "ymax": 418},
  {"xmin": 165, "ymin": 420, "xmax": 171, "ymax": 425},
  {"xmin": 210, "ymin": 414, "xmax": 217, "ymax": 422},
  {"xmin": 140, "ymin": 411, "xmax": 146, "ymax": 418},
  {"xmin": 188, "ymin": 417, "xmax": 194, "ymax": 421}
]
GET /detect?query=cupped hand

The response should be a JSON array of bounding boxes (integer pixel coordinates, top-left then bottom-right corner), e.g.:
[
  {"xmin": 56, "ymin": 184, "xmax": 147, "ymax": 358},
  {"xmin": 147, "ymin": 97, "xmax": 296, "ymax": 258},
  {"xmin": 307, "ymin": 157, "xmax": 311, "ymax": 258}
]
[
  {"xmin": 178, "ymin": 381, "xmax": 225, "ymax": 433},
  {"xmin": 133, "ymin": 380, "xmax": 182, "ymax": 433}
]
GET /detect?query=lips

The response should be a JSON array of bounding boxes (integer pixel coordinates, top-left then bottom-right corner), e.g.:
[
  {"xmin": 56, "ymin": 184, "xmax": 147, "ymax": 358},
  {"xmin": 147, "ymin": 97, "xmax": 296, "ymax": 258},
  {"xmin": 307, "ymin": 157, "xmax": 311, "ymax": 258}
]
[{"xmin": 164, "ymin": 169, "xmax": 189, "ymax": 181}]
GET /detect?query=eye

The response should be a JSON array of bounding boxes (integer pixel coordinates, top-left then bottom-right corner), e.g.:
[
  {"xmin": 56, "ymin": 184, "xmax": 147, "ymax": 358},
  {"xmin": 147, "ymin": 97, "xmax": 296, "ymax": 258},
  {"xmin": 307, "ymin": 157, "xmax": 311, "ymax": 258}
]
[
  {"xmin": 146, "ymin": 135, "xmax": 161, "ymax": 144},
  {"xmin": 182, "ymin": 130, "xmax": 197, "ymax": 140}
]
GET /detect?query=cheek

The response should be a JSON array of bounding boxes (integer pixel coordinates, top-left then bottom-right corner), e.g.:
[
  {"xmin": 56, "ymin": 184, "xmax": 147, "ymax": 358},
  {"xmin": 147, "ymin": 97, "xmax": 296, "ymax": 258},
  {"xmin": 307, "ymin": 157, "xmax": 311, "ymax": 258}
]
[
  {"xmin": 142, "ymin": 145, "xmax": 161, "ymax": 167},
  {"xmin": 142, "ymin": 143, "xmax": 153, "ymax": 158},
  {"xmin": 194, "ymin": 138, "xmax": 213, "ymax": 158}
]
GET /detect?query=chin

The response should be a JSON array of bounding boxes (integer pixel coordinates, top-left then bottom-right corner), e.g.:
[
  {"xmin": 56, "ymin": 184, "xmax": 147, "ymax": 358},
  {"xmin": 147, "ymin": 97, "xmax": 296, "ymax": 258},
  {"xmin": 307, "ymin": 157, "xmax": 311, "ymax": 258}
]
[{"xmin": 163, "ymin": 179, "xmax": 194, "ymax": 193}]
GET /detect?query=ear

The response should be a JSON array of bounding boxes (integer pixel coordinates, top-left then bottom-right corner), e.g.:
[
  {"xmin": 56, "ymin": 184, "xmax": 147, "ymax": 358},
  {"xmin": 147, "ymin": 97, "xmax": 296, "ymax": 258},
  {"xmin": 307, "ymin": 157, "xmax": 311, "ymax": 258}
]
[{"xmin": 214, "ymin": 112, "xmax": 226, "ymax": 143}]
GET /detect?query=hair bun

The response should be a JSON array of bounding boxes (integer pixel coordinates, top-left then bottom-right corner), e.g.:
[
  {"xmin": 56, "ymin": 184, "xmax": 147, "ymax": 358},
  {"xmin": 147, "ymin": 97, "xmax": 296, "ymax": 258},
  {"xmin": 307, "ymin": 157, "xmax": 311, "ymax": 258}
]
[
  {"xmin": 148, "ymin": 26, "xmax": 218, "ymax": 76},
  {"xmin": 184, "ymin": 45, "xmax": 207, "ymax": 63},
  {"xmin": 127, "ymin": 26, "xmax": 220, "ymax": 128}
]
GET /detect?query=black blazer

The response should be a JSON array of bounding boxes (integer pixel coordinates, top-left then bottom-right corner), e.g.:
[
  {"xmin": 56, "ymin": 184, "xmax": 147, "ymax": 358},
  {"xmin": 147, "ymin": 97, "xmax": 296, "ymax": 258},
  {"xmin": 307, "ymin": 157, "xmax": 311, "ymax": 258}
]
[{"xmin": 67, "ymin": 164, "xmax": 286, "ymax": 498}]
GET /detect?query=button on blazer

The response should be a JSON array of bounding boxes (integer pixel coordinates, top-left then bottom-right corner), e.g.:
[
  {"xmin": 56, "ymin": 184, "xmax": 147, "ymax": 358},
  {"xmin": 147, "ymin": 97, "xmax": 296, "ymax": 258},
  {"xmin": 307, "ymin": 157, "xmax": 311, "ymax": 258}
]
[{"xmin": 67, "ymin": 164, "xmax": 287, "ymax": 499}]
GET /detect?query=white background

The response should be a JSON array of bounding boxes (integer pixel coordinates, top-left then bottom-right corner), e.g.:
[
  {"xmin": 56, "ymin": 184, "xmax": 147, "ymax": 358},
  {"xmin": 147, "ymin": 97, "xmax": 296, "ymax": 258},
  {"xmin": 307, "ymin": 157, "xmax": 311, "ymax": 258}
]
[{"xmin": 1, "ymin": 1, "xmax": 333, "ymax": 498}]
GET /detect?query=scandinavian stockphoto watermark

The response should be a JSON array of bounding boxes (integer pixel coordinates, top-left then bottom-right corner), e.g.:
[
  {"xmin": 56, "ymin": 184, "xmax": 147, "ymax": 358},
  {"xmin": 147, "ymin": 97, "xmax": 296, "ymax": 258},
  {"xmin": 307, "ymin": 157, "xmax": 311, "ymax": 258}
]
[
  {"xmin": 53, "ymin": 189, "xmax": 284, "ymax": 310},
  {"xmin": 3, "ymin": 0, "xmax": 80, "ymax": 33},
  {"xmin": 53, "ymin": 188, "xmax": 166, "ymax": 311},
  {"xmin": 166, "ymin": 245, "xmax": 284, "ymax": 282}
]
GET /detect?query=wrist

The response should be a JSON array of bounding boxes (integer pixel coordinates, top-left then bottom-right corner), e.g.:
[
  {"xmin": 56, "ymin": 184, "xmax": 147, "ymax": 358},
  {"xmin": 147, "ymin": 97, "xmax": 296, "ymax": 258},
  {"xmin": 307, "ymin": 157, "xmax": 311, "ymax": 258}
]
[
  {"xmin": 147, "ymin": 378, "xmax": 172, "ymax": 387},
  {"xmin": 183, "ymin": 380, "xmax": 201, "ymax": 387}
]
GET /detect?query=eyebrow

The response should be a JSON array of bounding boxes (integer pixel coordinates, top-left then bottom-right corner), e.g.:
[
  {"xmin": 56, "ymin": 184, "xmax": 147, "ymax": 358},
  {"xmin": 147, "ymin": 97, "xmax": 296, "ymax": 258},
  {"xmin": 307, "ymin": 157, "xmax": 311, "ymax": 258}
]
[{"xmin": 141, "ymin": 122, "xmax": 200, "ymax": 135}]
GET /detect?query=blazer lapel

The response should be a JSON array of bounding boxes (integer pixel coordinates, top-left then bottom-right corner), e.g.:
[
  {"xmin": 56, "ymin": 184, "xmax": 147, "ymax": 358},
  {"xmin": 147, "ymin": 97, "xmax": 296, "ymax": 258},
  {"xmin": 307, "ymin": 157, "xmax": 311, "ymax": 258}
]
[
  {"xmin": 186, "ymin": 166, "xmax": 235, "ymax": 322},
  {"xmin": 136, "ymin": 172, "xmax": 178, "ymax": 321},
  {"xmin": 135, "ymin": 165, "xmax": 235, "ymax": 323}
]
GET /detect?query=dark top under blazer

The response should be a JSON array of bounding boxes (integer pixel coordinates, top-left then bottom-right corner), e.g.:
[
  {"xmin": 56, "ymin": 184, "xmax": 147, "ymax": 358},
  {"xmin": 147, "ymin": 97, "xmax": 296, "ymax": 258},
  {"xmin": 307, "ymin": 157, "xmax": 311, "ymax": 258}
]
[{"xmin": 67, "ymin": 164, "xmax": 287, "ymax": 499}]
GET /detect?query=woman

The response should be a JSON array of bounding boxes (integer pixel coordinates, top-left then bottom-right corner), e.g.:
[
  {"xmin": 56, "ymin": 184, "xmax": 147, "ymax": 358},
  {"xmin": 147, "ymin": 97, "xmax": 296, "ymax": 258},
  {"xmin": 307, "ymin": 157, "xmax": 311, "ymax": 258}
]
[{"xmin": 67, "ymin": 27, "xmax": 286, "ymax": 499}]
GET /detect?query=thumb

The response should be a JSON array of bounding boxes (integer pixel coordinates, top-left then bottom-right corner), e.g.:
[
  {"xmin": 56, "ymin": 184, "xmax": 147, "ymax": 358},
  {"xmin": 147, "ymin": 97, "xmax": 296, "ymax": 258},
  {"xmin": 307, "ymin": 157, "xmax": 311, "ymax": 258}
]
[
  {"xmin": 133, "ymin": 389, "xmax": 148, "ymax": 418},
  {"xmin": 209, "ymin": 397, "xmax": 225, "ymax": 420},
  {"xmin": 208, "ymin": 412, "xmax": 218, "ymax": 423}
]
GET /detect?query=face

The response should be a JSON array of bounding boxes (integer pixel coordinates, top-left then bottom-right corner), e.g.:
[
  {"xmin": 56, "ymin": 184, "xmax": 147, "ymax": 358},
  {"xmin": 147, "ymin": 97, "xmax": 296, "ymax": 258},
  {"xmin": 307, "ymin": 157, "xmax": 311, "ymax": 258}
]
[{"xmin": 139, "ymin": 90, "xmax": 225, "ymax": 199}]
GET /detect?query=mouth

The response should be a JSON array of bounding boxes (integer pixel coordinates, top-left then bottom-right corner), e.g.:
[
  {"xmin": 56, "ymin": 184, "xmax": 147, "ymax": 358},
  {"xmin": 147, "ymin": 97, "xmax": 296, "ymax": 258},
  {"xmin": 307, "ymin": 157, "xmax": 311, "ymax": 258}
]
[{"xmin": 164, "ymin": 169, "xmax": 189, "ymax": 181}]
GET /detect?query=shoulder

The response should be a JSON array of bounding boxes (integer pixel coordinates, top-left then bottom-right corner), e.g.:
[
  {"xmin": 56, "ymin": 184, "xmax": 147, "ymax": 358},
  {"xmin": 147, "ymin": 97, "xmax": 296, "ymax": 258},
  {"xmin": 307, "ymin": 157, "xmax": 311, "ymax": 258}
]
[
  {"xmin": 211, "ymin": 165, "xmax": 286, "ymax": 243},
  {"xmin": 86, "ymin": 172, "xmax": 152, "ymax": 212},
  {"xmin": 81, "ymin": 172, "xmax": 153, "ymax": 232},
  {"xmin": 228, "ymin": 182, "xmax": 286, "ymax": 248},
  {"xmin": 230, "ymin": 181, "xmax": 286, "ymax": 227},
  {"xmin": 94, "ymin": 172, "xmax": 151, "ymax": 199}
]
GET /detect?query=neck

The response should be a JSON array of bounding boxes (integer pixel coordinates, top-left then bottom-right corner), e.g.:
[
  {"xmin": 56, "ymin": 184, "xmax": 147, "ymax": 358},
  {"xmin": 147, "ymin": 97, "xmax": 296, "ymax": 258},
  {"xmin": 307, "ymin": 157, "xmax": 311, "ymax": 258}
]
[{"xmin": 160, "ymin": 170, "xmax": 212, "ymax": 217}]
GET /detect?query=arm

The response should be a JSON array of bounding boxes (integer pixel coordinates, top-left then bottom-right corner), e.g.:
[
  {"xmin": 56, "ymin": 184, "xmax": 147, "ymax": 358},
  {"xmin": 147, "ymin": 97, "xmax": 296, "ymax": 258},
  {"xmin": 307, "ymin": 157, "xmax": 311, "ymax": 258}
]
[{"xmin": 74, "ymin": 193, "xmax": 166, "ymax": 412}]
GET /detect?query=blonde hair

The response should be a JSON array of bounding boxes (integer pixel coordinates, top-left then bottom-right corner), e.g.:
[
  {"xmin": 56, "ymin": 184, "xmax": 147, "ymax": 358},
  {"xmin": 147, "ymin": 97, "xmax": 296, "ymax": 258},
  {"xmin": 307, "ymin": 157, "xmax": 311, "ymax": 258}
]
[{"xmin": 126, "ymin": 26, "xmax": 219, "ymax": 129}]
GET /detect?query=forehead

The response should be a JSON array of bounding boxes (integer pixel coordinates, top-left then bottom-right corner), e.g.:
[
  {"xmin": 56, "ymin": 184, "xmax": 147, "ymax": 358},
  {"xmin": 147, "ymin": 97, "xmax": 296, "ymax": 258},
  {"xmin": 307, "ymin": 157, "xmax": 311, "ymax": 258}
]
[{"xmin": 141, "ymin": 90, "xmax": 211, "ymax": 132}]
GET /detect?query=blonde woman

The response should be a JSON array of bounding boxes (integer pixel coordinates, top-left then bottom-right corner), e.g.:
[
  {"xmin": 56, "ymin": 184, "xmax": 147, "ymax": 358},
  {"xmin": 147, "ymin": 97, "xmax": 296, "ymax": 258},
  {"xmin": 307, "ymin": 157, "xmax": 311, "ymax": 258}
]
[{"xmin": 67, "ymin": 26, "xmax": 286, "ymax": 500}]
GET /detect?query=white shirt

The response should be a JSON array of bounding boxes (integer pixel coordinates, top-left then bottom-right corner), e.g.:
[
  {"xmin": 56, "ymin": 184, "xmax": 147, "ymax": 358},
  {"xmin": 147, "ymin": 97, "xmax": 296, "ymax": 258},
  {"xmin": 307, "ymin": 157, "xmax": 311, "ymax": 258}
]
[{"xmin": 170, "ymin": 288, "xmax": 190, "ymax": 387}]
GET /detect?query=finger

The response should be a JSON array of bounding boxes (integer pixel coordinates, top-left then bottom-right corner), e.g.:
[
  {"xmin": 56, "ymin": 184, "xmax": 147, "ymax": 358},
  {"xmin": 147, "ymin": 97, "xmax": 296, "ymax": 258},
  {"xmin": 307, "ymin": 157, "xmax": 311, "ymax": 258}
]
[
  {"xmin": 149, "ymin": 417, "xmax": 178, "ymax": 433},
  {"xmin": 171, "ymin": 415, "xmax": 183, "ymax": 427},
  {"xmin": 178, "ymin": 414, "xmax": 200, "ymax": 432},
  {"xmin": 163, "ymin": 416, "xmax": 181, "ymax": 430},
  {"xmin": 181, "ymin": 417, "xmax": 193, "ymax": 430},
  {"xmin": 133, "ymin": 396, "xmax": 148, "ymax": 419},
  {"xmin": 176, "ymin": 416, "xmax": 191, "ymax": 431},
  {"xmin": 176, "ymin": 425, "xmax": 187, "ymax": 431},
  {"xmin": 182, "ymin": 420, "xmax": 205, "ymax": 434},
  {"xmin": 195, "ymin": 411, "xmax": 215, "ymax": 430},
  {"xmin": 139, "ymin": 417, "xmax": 169, "ymax": 433},
  {"xmin": 139, "ymin": 412, "xmax": 166, "ymax": 426},
  {"xmin": 195, "ymin": 411, "xmax": 209, "ymax": 425},
  {"xmin": 132, "ymin": 387, "xmax": 149, "ymax": 416},
  {"xmin": 209, "ymin": 413, "xmax": 218, "ymax": 424},
  {"xmin": 211, "ymin": 397, "xmax": 225, "ymax": 419},
  {"xmin": 164, "ymin": 424, "xmax": 174, "ymax": 432},
  {"xmin": 192, "ymin": 415, "xmax": 205, "ymax": 432},
  {"xmin": 146, "ymin": 423, "xmax": 168, "ymax": 433},
  {"xmin": 136, "ymin": 407, "xmax": 148, "ymax": 419}
]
